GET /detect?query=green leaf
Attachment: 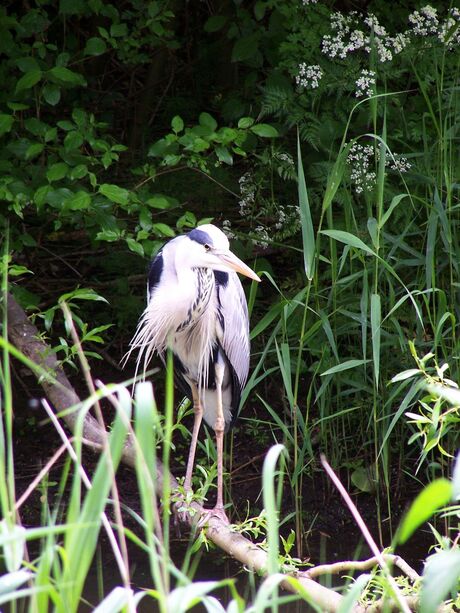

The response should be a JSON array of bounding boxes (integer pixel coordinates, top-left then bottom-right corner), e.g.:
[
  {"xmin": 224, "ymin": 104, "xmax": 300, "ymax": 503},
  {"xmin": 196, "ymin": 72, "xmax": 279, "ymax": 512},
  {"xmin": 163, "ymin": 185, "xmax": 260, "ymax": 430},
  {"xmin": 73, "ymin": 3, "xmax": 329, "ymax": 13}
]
[
  {"xmin": 254, "ymin": 1, "xmax": 267, "ymax": 20},
  {"xmin": 297, "ymin": 133, "xmax": 315, "ymax": 280},
  {"xmin": 0, "ymin": 114, "xmax": 14, "ymax": 137},
  {"xmin": 126, "ymin": 238, "xmax": 144, "ymax": 256},
  {"xmin": 46, "ymin": 162, "xmax": 68, "ymax": 182},
  {"xmin": 231, "ymin": 34, "xmax": 259, "ymax": 62},
  {"xmin": 398, "ymin": 478, "xmax": 452, "ymax": 544},
  {"xmin": 42, "ymin": 83, "xmax": 61, "ymax": 106},
  {"xmin": 84, "ymin": 37, "xmax": 107, "ymax": 56},
  {"xmin": 215, "ymin": 145, "xmax": 233, "ymax": 165},
  {"xmin": 15, "ymin": 69, "xmax": 42, "ymax": 92},
  {"xmin": 25, "ymin": 143, "xmax": 44, "ymax": 160},
  {"xmin": 64, "ymin": 131, "xmax": 84, "ymax": 150},
  {"xmin": 370, "ymin": 293, "xmax": 381, "ymax": 388},
  {"xmin": 420, "ymin": 550, "xmax": 460, "ymax": 613},
  {"xmin": 321, "ymin": 359, "xmax": 369, "ymax": 376},
  {"xmin": 152, "ymin": 222, "xmax": 175, "ymax": 237},
  {"xmin": 204, "ymin": 15, "xmax": 227, "ymax": 32},
  {"xmin": 199, "ymin": 112, "xmax": 217, "ymax": 131},
  {"xmin": 171, "ymin": 115, "xmax": 184, "ymax": 134},
  {"xmin": 351, "ymin": 467, "xmax": 374, "ymax": 493},
  {"xmin": 320, "ymin": 229, "xmax": 375, "ymax": 256},
  {"xmin": 99, "ymin": 183, "xmax": 130, "ymax": 205},
  {"xmin": 237, "ymin": 116, "xmax": 254, "ymax": 129},
  {"xmin": 146, "ymin": 195, "xmax": 171, "ymax": 209},
  {"xmin": 110, "ymin": 23, "xmax": 128, "ymax": 37},
  {"xmin": 65, "ymin": 190, "xmax": 91, "ymax": 210},
  {"xmin": 16, "ymin": 57, "xmax": 40, "ymax": 73},
  {"xmin": 250, "ymin": 123, "xmax": 279, "ymax": 138},
  {"xmin": 49, "ymin": 66, "xmax": 86, "ymax": 86}
]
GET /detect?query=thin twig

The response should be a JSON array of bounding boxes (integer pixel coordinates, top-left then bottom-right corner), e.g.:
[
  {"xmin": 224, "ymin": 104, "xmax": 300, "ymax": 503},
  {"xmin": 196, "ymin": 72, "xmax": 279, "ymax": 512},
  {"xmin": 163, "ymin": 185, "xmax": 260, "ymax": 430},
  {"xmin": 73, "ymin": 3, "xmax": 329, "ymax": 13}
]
[
  {"xmin": 306, "ymin": 554, "xmax": 420, "ymax": 583},
  {"xmin": 321, "ymin": 455, "xmax": 412, "ymax": 613}
]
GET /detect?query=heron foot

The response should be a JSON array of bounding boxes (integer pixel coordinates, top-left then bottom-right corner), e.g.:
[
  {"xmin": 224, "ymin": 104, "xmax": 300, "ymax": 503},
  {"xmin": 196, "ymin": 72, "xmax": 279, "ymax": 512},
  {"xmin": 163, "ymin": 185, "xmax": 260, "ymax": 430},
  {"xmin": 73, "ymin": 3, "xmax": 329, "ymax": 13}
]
[{"xmin": 197, "ymin": 505, "xmax": 230, "ymax": 527}]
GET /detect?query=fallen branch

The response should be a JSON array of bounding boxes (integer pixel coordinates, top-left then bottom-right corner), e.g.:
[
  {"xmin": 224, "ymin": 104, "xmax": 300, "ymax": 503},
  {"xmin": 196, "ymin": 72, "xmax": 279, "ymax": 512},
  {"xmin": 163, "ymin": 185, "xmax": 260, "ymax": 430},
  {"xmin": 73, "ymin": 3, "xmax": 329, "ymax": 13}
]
[{"xmin": 4, "ymin": 291, "xmax": 425, "ymax": 612}]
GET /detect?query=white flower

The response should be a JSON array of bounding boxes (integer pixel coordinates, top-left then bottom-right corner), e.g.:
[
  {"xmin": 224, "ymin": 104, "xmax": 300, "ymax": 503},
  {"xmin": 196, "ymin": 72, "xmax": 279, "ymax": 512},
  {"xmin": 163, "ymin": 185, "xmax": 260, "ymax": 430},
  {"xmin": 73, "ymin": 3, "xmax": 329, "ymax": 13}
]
[
  {"xmin": 302, "ymin": 0, "xmax": 318, "ymax": 4},
  {"xmin": 408, "ymin": 5, "xmax": 439, "ymax": 36},
  {"xmin": 295, "ymin": 63, "xmax": 323, "ymax": 89},
  {"xmin": 222, "ymin": 219, "xmax": 235, "ymax": 239},
  {"xmin": 355, "ymin": 69, "xmax": 376, "ymax": 97}
]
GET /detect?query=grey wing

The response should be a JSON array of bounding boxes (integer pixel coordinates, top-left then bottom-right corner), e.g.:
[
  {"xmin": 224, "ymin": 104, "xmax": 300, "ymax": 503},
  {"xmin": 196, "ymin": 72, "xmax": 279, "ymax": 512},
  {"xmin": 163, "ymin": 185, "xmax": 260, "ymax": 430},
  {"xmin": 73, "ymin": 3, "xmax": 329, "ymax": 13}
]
[{"xmin": 217, "ymin": 272, "xmax": 250, "ymax": 389}]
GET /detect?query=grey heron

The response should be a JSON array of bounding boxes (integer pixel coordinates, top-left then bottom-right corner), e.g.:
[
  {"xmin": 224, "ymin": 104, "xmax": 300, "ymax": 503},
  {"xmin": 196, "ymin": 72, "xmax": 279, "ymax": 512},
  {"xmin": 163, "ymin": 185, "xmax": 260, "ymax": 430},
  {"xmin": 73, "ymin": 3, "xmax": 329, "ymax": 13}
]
[{"xmin": 127, "ymin": 224, "xmax": 260, "ymax": 521}]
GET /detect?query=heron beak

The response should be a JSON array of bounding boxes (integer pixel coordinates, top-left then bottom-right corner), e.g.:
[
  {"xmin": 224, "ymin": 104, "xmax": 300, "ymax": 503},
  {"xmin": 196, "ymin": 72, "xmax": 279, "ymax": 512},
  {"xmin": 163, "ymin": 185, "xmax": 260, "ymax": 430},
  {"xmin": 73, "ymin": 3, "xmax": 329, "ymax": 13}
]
[{"xmin": 218, "ymin": 250, "xmax": 261, "ymax": 282}]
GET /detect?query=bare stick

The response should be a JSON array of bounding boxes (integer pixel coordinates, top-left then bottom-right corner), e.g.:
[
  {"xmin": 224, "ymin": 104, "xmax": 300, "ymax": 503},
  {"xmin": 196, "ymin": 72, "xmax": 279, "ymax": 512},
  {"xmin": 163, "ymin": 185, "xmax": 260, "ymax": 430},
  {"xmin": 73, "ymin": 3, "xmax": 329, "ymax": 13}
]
[
  {"xmin": 307, "ymin": 554, "xmax": 420, "ymax": 583},
  {"xmin": 320, "ymin": 455, "xmax": 412, "ymax": 613}
]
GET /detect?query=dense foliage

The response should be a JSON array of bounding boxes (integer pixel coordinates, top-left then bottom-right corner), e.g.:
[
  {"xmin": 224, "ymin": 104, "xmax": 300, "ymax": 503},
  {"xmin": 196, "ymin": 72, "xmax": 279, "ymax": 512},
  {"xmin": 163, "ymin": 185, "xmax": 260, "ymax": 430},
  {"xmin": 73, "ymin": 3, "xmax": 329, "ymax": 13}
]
[{"xmin": 1, "ymin": 0, "xmax": 460, "ymax": 610}]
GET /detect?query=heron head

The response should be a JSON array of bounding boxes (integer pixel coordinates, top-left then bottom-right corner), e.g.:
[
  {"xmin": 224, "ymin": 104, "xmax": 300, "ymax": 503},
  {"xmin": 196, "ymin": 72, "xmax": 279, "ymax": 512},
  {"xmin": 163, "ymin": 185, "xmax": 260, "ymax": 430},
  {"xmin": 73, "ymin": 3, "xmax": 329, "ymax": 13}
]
[{"xmin": 186, "ymin": 224, "xmax": 261, "ymax": 282}]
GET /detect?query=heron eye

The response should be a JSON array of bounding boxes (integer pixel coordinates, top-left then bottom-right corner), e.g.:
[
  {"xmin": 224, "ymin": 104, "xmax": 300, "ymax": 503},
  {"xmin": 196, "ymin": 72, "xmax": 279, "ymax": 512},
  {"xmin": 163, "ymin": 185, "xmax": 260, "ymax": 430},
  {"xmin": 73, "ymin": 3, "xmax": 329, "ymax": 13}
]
[{"xmin": 204, "ymin": 243, "xmax": 211, "ymax": 252}]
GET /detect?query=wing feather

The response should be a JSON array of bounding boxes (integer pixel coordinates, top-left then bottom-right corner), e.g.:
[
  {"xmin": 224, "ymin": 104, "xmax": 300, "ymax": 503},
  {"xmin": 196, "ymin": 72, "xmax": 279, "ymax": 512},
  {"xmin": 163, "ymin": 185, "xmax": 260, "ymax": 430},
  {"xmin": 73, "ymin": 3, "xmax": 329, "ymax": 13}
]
[{"xmin": 216, "ymin": 272, "xmax": 250, "ymax": 390}]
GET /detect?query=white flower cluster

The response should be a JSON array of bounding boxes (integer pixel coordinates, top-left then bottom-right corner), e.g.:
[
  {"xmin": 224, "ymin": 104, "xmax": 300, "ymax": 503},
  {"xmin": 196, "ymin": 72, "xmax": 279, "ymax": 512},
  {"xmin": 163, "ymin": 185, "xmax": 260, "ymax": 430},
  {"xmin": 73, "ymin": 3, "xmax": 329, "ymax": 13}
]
[
  {"xmin": 355, "ymin": 69, "xmax": 376, "ymax": 97},
  {"xmin": 277, "ymin": 152, "xmax": 294, "ymax": 166},
  {"xmin": 296, "ymin": 63, "xmax": 323, "ymax": 89},
  {"xmin": 408, "ymin": 5, "xmax": 439, "ymax": 36},
  {"xmin": 389, "ymin": 157, "xmax": 412, "ymax": 173},
  {"xmin": 346, "ymin": 142, "xmax": 411, "ymax": 194},
  {"xmin": 274, "ymin": 204, "xmax": 301, "ymax": 230},
  {"xmin": 222, "ymin": 219, "xmax": 235, "ymax": 239},
  {"xmin": 238, "ymin": 172, "xmax": 256, "ymax": 217},
  {"xmin": 252, "ymin": 225, "xmax": 271, "ymax": 248},
  {"xmin": 347, "ymin": 143, "xmax": 377, "ymax": 194},
  {"xmin": 302, "ymin": 0, "xmax": 318, "ymax": 4},
  {"xmin": 321, "ymin": 11, "xmax": 401, "ymax": 63},
  {"xmin": 320, "ymin": 6, "xmax": 460, "ymax": 69}
]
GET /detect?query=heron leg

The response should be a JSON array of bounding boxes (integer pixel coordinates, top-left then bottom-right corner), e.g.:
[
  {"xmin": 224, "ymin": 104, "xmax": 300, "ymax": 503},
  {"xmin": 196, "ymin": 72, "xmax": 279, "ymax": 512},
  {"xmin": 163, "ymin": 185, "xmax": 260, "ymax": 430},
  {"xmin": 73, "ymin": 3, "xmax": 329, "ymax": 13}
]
[
  {"xmin": 183, "ymin": 382, "xmax": 203, "ymax": 493},
  {"xmin": 213, "ymin": 361, "xmax": 228, "ymax": 522}
]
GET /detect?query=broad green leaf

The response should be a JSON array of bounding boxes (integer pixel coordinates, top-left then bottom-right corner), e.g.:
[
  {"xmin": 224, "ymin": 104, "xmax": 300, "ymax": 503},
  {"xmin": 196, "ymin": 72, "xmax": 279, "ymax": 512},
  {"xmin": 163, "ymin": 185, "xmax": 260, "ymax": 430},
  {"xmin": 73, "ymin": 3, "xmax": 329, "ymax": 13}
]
[
  {"xmin": 64, "ymin": 130, "xmax": 83, "ymax": 150},
  {"xmin": 420, "ymin": 550, "xmax": 460, "ymax": 613},
  {"xmin": 49, "ymin": 66, "xmax": 86, "ymax": 86},
  {"xmin": 351, "ymin": 467, "xmax": 374, "ymax": 493},
  {"xmin": 231, "ymin": 34, "xmax": 259, "ymax": 62},
  {"xmin": 15, "ymin": 69, "xmax": 42, "ymax": 92},
  {"xmin": 321, "ymin": 359, "xmax": 369, "ymax": 376},
  {"xmin": 126, "ymin": 237, "xmax": 144, "ymax": 256},
  {"xmin": 65, "ymin": 190, "xmax": 91, "ymax": 210},
  {"xmin": 110, "ymin": 23, "xmax": 128, "ymax": 37},
  {"xmin": 46, "ymin": 162, "xmax": 68, "ymax": 182},
  {"xmin": 153, "ymin": 222, "xmax": 175, "ymax": 237},
  {"xmin": 84, "ymin": 37, "xmax": 107, "ymax": 56},
  {"xmin": 215, "ymin": 145, "xmax": 233, "ymax": 165},
  {"xmin": 398, "ymin": 478, "xmax": 452, "ymax": 544},
  {"xmin": 99, "ymin": 183, "xmax": 130, "ymax": 205},
  {"xmin": 254, "ymin": 1, "xmax": 267, "ymax": 20},
  {"xmin": 146, "ymin": 195, "xmax": 171, "ymax": 209},
  {"xmin": 204, "ymin": 15, "xmax": 227, "ymax": 32},
  {"xmin": 0, "ymin": 114, "xmax": 14, "ymax": 136},
  {"xmin": 237, "ymin": 117, "xmax": 254, "ymax": 129},
  {"xmin": 25, "ymin": 142, "xmax": 44, "ymax": 160},
  {"xmin": 250, "ymin": 123, "xmax": 278, "ymax": 138},
  {"xmin": 16, "ymin": 57, "xmax": 40, "ymax": 73},
  {"xmin": 321, "ymin": 229, "xmax": 375, "ymax": 256},
  {"xmin": 42, "ymin": 83, "xmax": 61, "ymax": 105},
  {"xmin": 171, "ymin": 115, "xmax": 184, "ymax": 133},
  {"xmin": 199, "ymin": 112, "xmax": 217, "ymax": 131}
]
